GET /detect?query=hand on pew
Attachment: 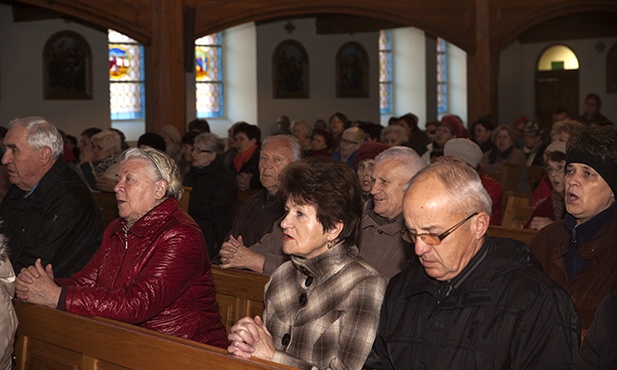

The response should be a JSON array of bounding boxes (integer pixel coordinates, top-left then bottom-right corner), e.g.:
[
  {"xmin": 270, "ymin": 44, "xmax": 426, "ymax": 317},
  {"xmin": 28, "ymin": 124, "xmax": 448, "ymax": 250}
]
[
  {"xmin": 228, "ymin": 315, "xmax": 275, "ymax": 361},
  {"xmin": 527, "ymin": 216, "xmax": 553, "ymax": 230},
  {"xmin": 219, "ymin": 235, "xmax": 266, "ymax": 273},
  {"xmin": 15, "ymin": 258, "xmax": 61, "ymax": 308}
]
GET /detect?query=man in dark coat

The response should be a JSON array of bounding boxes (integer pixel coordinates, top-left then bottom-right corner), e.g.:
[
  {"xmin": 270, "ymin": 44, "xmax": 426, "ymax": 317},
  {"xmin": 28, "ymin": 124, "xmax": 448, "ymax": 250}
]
[
  {"xmin": 364, "ymin": 161, "xmax": 580, "ymax": 369},
  {"xmin": 0, "ymin": 116, "xmax": 105, "ymax": 277}
]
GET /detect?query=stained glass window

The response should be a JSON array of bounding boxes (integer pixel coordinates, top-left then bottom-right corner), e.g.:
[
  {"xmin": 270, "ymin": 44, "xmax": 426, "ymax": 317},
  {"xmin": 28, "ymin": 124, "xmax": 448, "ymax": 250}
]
[
  {"xmin": 379, "ymin": 30, "xmax": 393, "ymax": 115},
  {"xmin": 437, "ymin": 37, "xmax": 448, "ymax": 114},
  {"xmin": 195, "ymin": 33, "xmax": 223, "ymax": 118},
  {"xmin": 108, "ymin": 30, "xmax": 145, "ymax": 120}
]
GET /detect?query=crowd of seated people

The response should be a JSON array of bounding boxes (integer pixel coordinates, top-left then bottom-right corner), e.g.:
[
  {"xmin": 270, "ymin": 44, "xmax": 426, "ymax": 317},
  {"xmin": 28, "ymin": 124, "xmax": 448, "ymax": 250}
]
[{"xmin": 2, "ymin": 102, "xmax": 617, "ymax": 369}]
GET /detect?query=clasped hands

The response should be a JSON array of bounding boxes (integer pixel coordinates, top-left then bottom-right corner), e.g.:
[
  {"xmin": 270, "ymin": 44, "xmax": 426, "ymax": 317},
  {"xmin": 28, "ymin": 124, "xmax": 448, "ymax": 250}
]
[
  {"xmin": 228, "ymin": 315, "xmax": 275, "ymax": 360},
  {"xmin": 219, "ymin": 235, "xmax": 263, "ymax": 272},
  {"xmin": 15, "ymin": 258, "xmax": 62, "ymax": 308}
]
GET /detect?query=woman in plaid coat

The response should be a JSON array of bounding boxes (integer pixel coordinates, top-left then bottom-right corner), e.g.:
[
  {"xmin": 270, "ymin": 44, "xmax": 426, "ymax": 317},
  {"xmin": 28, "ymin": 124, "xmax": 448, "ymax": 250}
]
[{"xmin": 228, "ymin": 157, "xmax": 386, "ymax": 369}]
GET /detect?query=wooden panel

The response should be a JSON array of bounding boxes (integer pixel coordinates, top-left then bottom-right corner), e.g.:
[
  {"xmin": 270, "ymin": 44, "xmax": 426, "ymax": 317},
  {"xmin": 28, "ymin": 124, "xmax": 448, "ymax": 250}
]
[
  {"xmin": 14, "ymin": 301, "xmax": 294, "ymax": 370},
  {"xmin": 212, "ymin": 267, "xmax": 270, "ymax": 333},
  {"xmin": 488, "ymin": 225, "xmax": 537, "ymax": 245},
  {"xmin": 526, "ymin": 165, "xmax": 545, "ymax": 190},
  {"xmin": 501, "ymin": 191, "xmax": 534, "ymax": 228}
]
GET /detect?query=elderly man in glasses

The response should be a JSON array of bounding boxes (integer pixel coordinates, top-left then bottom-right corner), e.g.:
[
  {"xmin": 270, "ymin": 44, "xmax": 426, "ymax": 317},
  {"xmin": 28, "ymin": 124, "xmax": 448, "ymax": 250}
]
[{"xmin": 364, "ymin": 161, "xmax": 580, "ymax": 369}]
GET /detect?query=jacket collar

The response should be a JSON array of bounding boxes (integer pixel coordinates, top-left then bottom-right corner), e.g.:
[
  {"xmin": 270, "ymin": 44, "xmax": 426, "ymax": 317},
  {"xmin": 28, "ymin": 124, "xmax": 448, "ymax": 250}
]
[
  {"xmin": 6, "ymin": 157, "xmax": 67, "ymax": 202},
  {"xmin": 113, "ymin": 197, "xmax": 179, "ymax": 238},
  {"xmin": 290, "ymin": 244, "xmax": 359, "ymax": 285},
  {"xmin": 562, "ymin": 204, "xmax": 617, "ymax": 258}
]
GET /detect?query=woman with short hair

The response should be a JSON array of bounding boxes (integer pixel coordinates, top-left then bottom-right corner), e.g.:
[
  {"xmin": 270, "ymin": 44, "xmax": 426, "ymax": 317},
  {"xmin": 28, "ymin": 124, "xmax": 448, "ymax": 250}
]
[
  {"xmin": 16, "ymin": 147, "xmax": 228, "ymax": 347},
  {"xmin": 228, "ymin": 157, "xmax": 386, "ymax": 369}
]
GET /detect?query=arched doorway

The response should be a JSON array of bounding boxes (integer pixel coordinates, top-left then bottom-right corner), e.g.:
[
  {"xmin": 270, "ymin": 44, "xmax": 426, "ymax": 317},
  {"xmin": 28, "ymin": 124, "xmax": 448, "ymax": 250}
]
[{"xmin": 534, "ymin": 44, "xmax": 579, "ymax": 130}]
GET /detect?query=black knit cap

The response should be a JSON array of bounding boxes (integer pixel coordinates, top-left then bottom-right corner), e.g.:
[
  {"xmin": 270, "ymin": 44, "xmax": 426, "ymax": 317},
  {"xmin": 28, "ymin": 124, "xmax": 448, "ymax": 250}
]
[{"xmin": 566, "ymin": 147, "xmax": 617, "ymax": 196}]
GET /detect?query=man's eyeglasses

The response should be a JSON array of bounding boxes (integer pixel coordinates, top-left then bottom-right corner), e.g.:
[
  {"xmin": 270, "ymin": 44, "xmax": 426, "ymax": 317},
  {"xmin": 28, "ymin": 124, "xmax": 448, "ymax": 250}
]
[
  {"xmin": 191, "ymin": 147, "xmax": 213, "ymax": 154},
  {"xmin": 341, "ymin": 139, "xmax": 359, "ymax": 145},
  {"xmin": 401, "ymin": 212, "xmax": 478, "ymax": 245}
]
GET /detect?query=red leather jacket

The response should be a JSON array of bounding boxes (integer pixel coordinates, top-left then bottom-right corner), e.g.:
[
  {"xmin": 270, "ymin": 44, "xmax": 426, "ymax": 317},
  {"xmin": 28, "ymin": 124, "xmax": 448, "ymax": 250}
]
[{"xmin": 58, "ymin": 198, "xmax": 228, "ymax": 348}]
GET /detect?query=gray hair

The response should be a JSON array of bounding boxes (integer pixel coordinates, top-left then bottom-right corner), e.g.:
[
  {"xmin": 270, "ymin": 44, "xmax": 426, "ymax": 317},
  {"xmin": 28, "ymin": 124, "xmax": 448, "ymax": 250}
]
[
  {"xmin": 8, "ymin": 116, "xmax": 63, "ymax": 160},
  {"xmin": 408, "ymin": 161, "xmax": 492, "ymax": 216},
  {"xmin": 491, "ymin": 124, "xmax": 518, "ymax": 144},
  {"xmin": 343, "ymin": 127, "xmax": 365, "ymax": 142},
  {"xmin": 118, "ymin": 147, "xmax": 184, "ymax": 200},
  {"xmin": 291, "ymin": 119, "xmax": 311, "ymax": 136},
  {"xmin": 194, "ymin": 132, "xmax": 224, "ymax": 153},
  {"xmin": 262, "ymin": 134, "xmax": 302, "ymax": 162},
  {"xmin": 375, "ymin": 146, "xmax": 425, "ymax": 183},
  {"xmin": 91, "ymin": 129, "xmax": 122, "ymax": 155},
  {"xmin": 380, "ymin": 125, "xmax": 409, "ymax": 145}
]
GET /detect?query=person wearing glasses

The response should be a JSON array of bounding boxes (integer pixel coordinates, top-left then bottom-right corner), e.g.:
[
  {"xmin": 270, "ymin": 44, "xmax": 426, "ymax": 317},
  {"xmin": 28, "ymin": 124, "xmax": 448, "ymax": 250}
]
[
  {"xmin": 364, "ymin": 161, "xmax": 580, "ymax": 369},
  {"xmin": 333, "ymin": 127, "xmax": 364, "ymax": 167},
  {"xmin": 183, "ymin": 133, "xmax": 238, "ymax": 259},
  {"xmin": 15, "ymin": 147, "xmax": 229, "ymax": 347}
]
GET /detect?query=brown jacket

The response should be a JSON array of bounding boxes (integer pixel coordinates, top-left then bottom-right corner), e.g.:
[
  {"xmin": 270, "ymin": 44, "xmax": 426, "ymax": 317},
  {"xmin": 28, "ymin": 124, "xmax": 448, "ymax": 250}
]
[{"xmin": 529, "ymin": 210, "xmax": 617, "ymax": 329}]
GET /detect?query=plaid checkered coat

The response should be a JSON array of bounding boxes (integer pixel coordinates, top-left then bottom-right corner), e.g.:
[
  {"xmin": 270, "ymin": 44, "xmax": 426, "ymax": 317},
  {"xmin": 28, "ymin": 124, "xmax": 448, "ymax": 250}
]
[{"xmin": 264, "ymin": 244, "xmax": 385, "ymax": 369}]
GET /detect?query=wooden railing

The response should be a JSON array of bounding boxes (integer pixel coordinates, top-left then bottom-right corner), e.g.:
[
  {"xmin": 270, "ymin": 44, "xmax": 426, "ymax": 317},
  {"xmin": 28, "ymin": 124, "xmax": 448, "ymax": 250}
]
[
  {"xmin": 487, "ymin": 225, "xmax": 538, "ymax": 245},
  {"xmin": 13, "ymin": 266, "xmax": 277, "ymax": 370}
]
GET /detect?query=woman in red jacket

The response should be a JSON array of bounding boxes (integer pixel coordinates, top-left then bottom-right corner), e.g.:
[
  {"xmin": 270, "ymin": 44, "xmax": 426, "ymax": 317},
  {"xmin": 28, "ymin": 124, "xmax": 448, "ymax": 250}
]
[{"xmin": 15, "ymin": 147, "xmax": 228, "ymax": 348}]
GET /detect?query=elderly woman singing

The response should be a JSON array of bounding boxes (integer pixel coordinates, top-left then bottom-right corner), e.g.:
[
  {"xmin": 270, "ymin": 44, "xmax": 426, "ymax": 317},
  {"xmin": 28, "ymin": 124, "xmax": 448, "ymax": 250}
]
[
  {"xmin": 15, "ymin": 147, "xmax": 228, "ymax": 348},
  {"xmin": 228, "ymin": 157, "xmax": 386, "ymax": 369}
]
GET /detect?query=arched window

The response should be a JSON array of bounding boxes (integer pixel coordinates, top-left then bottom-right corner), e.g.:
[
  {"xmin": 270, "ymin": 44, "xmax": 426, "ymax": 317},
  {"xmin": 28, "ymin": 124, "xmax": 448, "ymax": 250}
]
[
  {"xmin": 436, "ymin": 37, "xmax": 448, "ymax": 115},
  {"xmin": 108, "ymin": 30, "xmax": 145, "ymax": 120},
  {"xmin": 195, "ymin": 33, "xmax": 223, "ymax": 118},
  {"xmin": 379, "ymin": 30, "xmax": 392, "ymax": 115},
  {"xmin": 537, "ymin": 44, "xmax": 579, "ymax": 71}
]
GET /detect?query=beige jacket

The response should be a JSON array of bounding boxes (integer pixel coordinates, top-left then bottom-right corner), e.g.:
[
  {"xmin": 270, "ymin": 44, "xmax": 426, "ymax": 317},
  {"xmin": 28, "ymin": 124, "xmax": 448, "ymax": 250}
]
[{"xmin": 0, "ymin": 237, "xmax": 18, "ymax": 370}]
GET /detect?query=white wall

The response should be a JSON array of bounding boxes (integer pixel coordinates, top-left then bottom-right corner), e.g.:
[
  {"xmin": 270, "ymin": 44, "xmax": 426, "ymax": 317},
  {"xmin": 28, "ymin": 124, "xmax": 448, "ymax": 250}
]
[
  {"xmin": 0, "ymin": 4, "xmax": 110, "ymax": 138},
  {"xmin": 447, "ymin": 42, "xmax": 468, "ymax": 124},
  {"xmin": 499, "ymin": 37, "xmax": 617, "ymax": 126},
  {"xmin": 389, "ymin": 27, "xmax": 427, "ymax": 127},
  {"xmin": 256, "ymin": 18, "xmax": 380, "ymax": 135}
]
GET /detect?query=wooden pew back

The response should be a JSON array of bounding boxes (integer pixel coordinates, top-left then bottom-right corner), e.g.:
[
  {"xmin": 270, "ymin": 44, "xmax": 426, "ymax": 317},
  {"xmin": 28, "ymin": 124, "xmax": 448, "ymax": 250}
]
[
  {"xmin": 14, "ymin": 300, "xmax": 293, "ymax": 370},
  {"xmin": 488, "ymin": 225, "xmax": 538, "ymax": 245},
  {"xmin": 92, "ymin": 186, "xmax": 192, "ymax": 224},
  {"xmin": 212, "ymin": 266, "xmax": 270, "ymax": 333}
]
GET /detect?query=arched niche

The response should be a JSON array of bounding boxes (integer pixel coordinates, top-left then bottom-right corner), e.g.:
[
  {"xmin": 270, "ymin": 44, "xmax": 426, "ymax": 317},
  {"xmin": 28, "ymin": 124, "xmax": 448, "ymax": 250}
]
[{"xmin": 534, "ymin": 44, "xmax": 580, "ymax": 129}]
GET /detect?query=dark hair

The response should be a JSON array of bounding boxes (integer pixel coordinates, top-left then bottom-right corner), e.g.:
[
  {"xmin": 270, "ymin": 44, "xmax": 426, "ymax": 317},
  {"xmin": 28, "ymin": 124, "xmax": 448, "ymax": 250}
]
[
  {"xmin": 311, "ymin": 128, "xmax": 333, "ymax": 149},
  {"xmin": 357, "ymin": 121, "xmax": 384, "ymax": 141},
  {"xmin": 233, "ymin": 122, "xmax": 261, "ymax": 144},
  {"xmin": 188, "ymin": 118, "xmax": 211, "ymax": 133},
  {"xmin": 329, "ymin": 112, "xmax": 351, "ymax": 130},
  {"xmin": 138, "ymin": 132, "xmax": 167, "ymax": 152},
  {"xmin": 279, "ymin": 157, "xmax": 362, "ymax": 248},
  {"xmin": 398, "ymin": 113, "xmax": 420, "ymax": 132},
  {"xmin": 471, "ymin": 115, "xmax": 496, "ymax": 132},
  {"xmin": 80, "ymin": 127, "xmax": 102, "ymax": 139},
  {"xmin": 181, "ymin": 131, "xmax": 199, "ymax": 146},
  {"xmin": 110, "ymin": 128, "xmax": 129, "ymax": 151},
  {"xmin": 546, "ymin": 151, "xmax": 566, "ymax": 162}
]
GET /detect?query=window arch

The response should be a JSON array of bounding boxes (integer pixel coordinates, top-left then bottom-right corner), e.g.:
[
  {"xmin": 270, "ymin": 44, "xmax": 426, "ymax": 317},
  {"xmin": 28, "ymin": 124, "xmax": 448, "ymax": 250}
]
[
  {"xmin": 379, "ymin": 30, "xmax": 392, "ymax": 114},
  {"xmin": 108, "ymin": 30, "xmax": 145, "ymax": 120},
  {"xmin": 537, "ymin": 44, "xmax": 579, "ymax": 71},
  {"xmin": 195, "ymin": 33, "xmax": 224, "ymax": 118}
]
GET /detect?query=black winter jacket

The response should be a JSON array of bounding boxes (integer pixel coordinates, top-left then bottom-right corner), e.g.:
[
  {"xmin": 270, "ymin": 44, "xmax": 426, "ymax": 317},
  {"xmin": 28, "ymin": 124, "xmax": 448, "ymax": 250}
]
[
  {"xmin": 183, "ymin": 155, "xmax": 238, "ymax": 258},
  {"xmin": 364, "ymin": 237, "xmax": 580, "ymax": 370},
  {"xmin": 0, "ymin": 157, "xmax": 105, "ymax": 277}
]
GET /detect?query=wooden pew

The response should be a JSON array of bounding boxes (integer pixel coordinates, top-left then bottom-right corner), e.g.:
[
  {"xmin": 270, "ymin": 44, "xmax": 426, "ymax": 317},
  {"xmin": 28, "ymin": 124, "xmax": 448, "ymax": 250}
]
[
  {"xmin": 212, "ymin": 266, "xmax": 270, "ymax": 333},
  {"xmin": 13, "ymin": 300, "xmax": 294, "ymax": 370},
  {"xmin": 488, "ymin": 225, "xmax": 538, "ymax": 245},
  {"xmin": 501, "ymin": 191, "xmax": 534, "ymax": 228},
  {"xmin": 91, "ymin": 186, "xmax": 192, "ymax": 224}
]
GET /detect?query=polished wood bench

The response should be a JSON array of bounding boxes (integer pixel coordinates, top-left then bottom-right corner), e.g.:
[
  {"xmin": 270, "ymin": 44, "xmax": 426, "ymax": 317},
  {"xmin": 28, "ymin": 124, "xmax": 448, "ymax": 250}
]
[
  {"xmin": 13, "ymin": 300, "xmax": 294, "ymax": 370},
  {"xmin": 488, "ymin": 225, "xmax": 538, "ymax": 245},
  {"xmin": 212, "ymin": 266, "xmax": 270, "ymax": 333}
]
